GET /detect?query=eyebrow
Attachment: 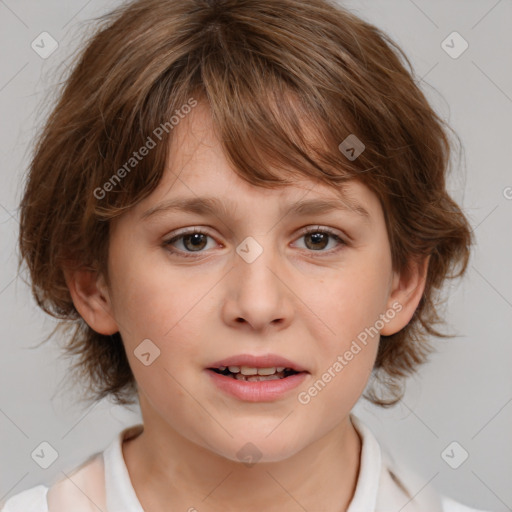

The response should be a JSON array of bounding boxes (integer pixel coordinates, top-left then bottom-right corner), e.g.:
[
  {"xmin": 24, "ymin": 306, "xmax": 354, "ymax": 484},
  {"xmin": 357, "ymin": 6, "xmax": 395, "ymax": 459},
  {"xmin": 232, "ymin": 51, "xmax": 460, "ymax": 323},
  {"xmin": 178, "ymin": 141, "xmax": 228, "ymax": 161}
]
[{"xmin": 140, "ymin": 195, "xmax": 371, "ymax": 223}]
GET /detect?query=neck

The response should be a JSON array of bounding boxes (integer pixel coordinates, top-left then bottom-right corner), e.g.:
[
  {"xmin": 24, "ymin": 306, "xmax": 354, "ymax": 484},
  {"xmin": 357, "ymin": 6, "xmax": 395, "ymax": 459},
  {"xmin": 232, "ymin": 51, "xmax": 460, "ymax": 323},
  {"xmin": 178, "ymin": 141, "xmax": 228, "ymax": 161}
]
[{"xmin": 123, "ymin": 403, "xmax": 362, "ymax": 512}]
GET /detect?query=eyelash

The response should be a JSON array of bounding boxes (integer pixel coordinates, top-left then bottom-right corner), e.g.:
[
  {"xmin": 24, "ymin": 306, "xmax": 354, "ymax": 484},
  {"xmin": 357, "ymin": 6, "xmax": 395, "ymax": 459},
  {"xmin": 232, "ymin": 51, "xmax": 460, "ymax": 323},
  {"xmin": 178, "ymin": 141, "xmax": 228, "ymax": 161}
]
[{"xmin": 162, "ymin": 226, "xmax": 346, "ymax": 259}]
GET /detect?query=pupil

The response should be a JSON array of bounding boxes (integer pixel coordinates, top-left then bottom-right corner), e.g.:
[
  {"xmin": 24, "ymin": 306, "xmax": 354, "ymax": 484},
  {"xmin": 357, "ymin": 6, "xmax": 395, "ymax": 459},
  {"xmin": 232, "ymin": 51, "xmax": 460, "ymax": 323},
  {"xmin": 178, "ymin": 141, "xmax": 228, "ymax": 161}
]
[
  {"xmin": 185, "ymin": 233, "xmax": 207, "ymax": 251},
  {"xmin": 307, "ymin": 233, "xmax": 327, "ymax": 250}
]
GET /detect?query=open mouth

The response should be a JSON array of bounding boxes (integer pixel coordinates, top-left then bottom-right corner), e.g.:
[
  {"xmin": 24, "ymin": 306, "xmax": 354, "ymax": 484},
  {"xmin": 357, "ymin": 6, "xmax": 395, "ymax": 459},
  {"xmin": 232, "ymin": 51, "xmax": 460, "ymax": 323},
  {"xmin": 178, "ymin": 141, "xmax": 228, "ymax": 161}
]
[{"xmin": 208, "ymin": 366, "xmax": 300, "ymax": 382}]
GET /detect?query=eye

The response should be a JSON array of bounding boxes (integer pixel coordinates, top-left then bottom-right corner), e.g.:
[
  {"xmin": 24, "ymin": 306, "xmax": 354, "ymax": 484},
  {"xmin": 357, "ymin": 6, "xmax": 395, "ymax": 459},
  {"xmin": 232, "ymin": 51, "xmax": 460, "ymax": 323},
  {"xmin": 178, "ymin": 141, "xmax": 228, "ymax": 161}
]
[
  {"xmin": 292, "ymin": 226, "xmax": 346, "ymax": 254},
  {"xmin": 162, "ymin": 226, "xmax": 346, "ymax": 259},
  {"xmin": 163, "ymin": 228, "xmax": 217, "ymax": 258}
]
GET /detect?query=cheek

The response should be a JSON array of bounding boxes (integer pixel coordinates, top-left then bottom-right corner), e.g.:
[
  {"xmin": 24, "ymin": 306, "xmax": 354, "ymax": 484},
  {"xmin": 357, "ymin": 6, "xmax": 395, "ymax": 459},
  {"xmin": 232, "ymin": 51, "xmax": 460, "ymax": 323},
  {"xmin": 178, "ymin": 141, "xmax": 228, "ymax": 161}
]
[
  {"xmin": 108, "ymin": 239, "xmax": 189, "ymax": 337},
  {"xmin": 299, "ymin": 249, "xmax": 392, "ymax": 406},
  {"xmin": 299, "ymin": 263, "xmax": 388, "ymax": 415},
  {"xmin": 112, "ymin": 266, "xmax": 207, "ymax": 418},
  {"xmin": 108, "ymin": 248, "xmax": 212, "ymax": 377},
  {"xmin": 313, "ymin": 254, "xmax": 392, "ymax": 344}
]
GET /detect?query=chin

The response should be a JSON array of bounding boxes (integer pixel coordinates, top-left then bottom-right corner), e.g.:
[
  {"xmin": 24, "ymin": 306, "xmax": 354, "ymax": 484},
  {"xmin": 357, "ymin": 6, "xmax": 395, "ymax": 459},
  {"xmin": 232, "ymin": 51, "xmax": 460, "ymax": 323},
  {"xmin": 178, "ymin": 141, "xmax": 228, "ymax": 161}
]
[{"xmin": 213, "ymin": 432, "xmax": 306, "ymax": 465}]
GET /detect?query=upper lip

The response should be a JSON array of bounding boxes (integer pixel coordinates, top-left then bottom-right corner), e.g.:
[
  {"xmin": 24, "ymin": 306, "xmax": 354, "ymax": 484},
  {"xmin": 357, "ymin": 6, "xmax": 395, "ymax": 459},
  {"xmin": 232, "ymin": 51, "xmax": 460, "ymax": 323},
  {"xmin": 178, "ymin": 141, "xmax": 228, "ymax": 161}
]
[{"xmin": 207, "ymin": 354, "xmax": 309, "ymax": 372}]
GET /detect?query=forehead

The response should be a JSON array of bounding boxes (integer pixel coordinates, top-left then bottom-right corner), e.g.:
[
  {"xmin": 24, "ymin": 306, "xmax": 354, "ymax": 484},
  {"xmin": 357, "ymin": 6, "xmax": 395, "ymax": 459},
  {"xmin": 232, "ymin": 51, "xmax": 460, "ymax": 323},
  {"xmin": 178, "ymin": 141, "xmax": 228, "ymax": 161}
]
[{"xmin": 129, "ymin": 100, "xmax": 381, "ymax": 223}]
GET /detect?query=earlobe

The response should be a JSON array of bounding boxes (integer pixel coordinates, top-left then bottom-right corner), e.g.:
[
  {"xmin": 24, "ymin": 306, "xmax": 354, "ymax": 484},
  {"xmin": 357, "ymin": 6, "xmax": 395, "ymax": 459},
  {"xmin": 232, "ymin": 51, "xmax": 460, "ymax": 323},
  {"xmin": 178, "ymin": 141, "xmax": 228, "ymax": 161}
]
[
  {"xmin": 62, "ymin": 265, "xmax": 119, "ymax": 335},
  {"xmin": 380, "ymin": 255, "xmax": 430, "ymax": 336}
]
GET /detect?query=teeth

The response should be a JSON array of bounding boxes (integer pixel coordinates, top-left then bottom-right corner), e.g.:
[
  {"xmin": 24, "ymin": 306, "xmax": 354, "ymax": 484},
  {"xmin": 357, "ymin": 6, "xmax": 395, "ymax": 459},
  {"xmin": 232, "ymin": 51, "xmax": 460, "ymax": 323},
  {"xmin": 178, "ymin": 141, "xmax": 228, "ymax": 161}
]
[
  {"xmin": 221, "ymin": 365, "xmax": 296, "ymax": 376},
  {"xmin": 227, "ymin": 365, "xmax": 281, "ymax": 375},
  {"xmin": 234, "ymin": 373, "xmax": 281, "ymax": 382},
  {"xmin": 240, "ymin": 366, "xmax": 259, "ymax": 375},
  {"xmin": 257, "ymin": 367, "xmax": 276, "ymax": 376}
]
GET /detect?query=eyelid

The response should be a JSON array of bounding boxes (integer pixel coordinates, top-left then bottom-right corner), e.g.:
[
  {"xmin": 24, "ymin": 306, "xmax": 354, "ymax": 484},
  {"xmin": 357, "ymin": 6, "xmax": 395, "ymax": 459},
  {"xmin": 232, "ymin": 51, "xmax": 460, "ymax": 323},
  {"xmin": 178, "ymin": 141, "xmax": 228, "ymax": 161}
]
[
  {"xmin": 297, "ymin": 225, "xmax": 345, "ymax": 238},
  {"xmin": 163, "ymin": 224, "xmax": 346, "ymax": 241},
  {"xmin": 166, "ymin": 226, "xmax": 215, "ymax": 239}
]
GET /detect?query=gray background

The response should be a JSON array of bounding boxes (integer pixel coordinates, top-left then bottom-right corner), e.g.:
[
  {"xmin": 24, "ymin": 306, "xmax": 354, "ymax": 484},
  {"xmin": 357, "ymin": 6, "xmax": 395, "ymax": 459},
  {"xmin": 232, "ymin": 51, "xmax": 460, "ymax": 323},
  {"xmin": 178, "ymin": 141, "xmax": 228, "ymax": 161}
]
[{"xmin": 0, "ymin": 0, "xmax": 511, "ymax": 510}]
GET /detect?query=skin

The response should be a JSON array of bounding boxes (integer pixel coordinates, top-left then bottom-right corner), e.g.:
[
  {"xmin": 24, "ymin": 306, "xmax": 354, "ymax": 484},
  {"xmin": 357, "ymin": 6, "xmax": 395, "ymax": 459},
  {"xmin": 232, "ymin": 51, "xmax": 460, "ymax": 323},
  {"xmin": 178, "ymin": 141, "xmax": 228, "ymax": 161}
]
[{"xmin": 64, "ymin": 101, "xmax": 429, "ymax": 512}]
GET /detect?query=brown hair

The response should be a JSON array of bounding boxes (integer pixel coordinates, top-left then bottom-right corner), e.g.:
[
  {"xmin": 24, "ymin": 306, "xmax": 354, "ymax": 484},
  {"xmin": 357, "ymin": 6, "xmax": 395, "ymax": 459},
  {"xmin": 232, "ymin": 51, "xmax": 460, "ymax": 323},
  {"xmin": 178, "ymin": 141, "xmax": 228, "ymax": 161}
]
[{"xmin": 18, "ymin": 0, "xmax": 473, "ymax": 408}]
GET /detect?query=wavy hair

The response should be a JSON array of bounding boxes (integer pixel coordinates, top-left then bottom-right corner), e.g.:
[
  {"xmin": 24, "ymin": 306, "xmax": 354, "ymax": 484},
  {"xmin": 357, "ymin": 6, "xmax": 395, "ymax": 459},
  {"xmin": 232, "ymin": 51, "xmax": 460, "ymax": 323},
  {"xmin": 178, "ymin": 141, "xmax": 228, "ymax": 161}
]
[{"xmin": 18, "ymin": 0, "xmax": 473, "ymax": 407}]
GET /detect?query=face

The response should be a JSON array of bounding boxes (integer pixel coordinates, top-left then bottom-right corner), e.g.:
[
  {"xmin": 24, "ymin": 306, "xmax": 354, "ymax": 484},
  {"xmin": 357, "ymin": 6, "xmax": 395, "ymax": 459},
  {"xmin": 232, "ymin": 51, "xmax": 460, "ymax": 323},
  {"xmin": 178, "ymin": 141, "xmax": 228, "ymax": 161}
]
[{"xmin": 101, "ymin": 101, "xmax": 403, "ymax": 463}]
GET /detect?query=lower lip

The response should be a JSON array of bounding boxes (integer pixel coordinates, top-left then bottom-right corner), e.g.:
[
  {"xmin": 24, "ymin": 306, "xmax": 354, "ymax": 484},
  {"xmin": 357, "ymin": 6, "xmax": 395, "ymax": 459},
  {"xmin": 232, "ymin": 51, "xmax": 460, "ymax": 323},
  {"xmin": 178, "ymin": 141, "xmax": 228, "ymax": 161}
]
[{"xmin": 205, "ymin": 369, "xmax": 308, "ymax": 402}]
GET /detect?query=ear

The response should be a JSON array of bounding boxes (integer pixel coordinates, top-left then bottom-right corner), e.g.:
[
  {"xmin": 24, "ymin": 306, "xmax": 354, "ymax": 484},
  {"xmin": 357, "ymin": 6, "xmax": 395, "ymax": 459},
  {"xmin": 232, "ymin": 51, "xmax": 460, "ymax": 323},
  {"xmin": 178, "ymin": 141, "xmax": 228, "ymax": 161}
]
[
  {"xmin": 380, "ymin": 254, "xmax": 430, "ymax": 336},
  {"xmin": 62, "ymin": 265, "xmax": 119, "ymax": 335}
]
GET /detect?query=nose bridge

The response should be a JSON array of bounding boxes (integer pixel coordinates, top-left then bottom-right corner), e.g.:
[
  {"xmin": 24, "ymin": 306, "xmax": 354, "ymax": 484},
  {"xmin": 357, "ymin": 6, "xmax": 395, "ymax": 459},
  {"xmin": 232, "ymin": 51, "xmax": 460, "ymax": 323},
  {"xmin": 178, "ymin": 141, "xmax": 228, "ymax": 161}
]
[
  {"xmin": 234, "ymin": 233, "xmax": 281, "ymax": 291},
  {"xmin": 225, "ymin": 232, "xmax": 292, "ymax": 329}
]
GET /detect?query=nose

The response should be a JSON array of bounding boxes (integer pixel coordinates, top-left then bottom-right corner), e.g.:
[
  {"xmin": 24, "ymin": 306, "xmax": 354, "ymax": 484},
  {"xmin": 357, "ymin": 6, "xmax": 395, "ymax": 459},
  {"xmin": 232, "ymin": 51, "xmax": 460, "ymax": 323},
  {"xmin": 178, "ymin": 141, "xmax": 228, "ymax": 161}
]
[{"xmin": 221, "ymin": 236, "xmax": 294, "ymax": 333}]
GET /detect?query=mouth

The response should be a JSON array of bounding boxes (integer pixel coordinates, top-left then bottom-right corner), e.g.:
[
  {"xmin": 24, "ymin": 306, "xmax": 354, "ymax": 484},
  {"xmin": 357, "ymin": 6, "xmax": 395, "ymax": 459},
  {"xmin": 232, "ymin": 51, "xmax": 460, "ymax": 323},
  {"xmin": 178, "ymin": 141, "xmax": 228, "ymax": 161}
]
[
  {"xmin": 208, "ymin": 365, "xmax": 301, "ymax": 382},
  {"xmin": 205, "ymin": 355, "xmax": 309, "ymax": 401}
]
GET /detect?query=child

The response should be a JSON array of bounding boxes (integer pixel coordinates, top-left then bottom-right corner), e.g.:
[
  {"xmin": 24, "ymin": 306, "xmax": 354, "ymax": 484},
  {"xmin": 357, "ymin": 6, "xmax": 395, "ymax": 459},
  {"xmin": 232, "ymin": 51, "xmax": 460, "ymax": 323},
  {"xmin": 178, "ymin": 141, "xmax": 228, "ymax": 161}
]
[{"xmin": 2, "ymin": 0, "xmax": 490, "ymax": 510}]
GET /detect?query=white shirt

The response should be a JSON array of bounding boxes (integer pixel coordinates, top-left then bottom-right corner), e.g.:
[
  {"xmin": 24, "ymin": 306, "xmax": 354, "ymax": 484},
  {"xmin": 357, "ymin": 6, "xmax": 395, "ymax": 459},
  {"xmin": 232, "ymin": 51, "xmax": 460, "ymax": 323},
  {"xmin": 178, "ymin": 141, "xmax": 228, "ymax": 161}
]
[{"xmin": 0, "ymin": 414, "xmax": 491, "ymax": 512}]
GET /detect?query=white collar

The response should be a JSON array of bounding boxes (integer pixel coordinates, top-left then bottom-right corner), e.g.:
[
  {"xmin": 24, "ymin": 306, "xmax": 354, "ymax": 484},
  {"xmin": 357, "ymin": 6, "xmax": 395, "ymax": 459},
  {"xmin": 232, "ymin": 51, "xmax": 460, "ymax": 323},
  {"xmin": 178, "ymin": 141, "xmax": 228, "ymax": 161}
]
[
  {"xmin": 346, "ymin": 414, "xmax": 381, "ymax": 511},
  {"xmin": 104, "ymin": 423, "xmax": 144, "ymax": 512},
  {"xmin": 102, "ymin": 414, "xmax": 443, "ymax": 512}
]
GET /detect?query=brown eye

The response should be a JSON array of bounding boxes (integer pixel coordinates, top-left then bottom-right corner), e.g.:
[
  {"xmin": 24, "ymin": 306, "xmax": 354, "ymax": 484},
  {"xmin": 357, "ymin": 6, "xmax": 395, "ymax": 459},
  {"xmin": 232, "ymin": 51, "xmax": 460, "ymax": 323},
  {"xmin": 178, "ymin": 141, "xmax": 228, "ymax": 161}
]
[
  {"xmin": 163, "ymin": 229, "xmax": 215, "ymax": 257},
  {"xmin": 181, "ymin": 233, "xmax": 208, "ymax": 251},
  {"xmin": 304, "ymin": 232, "xmax": 330, "ymax": 251},
  {"xmin": 294, "ymin": 227, "xmax": 346, "ymax": 254}
]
